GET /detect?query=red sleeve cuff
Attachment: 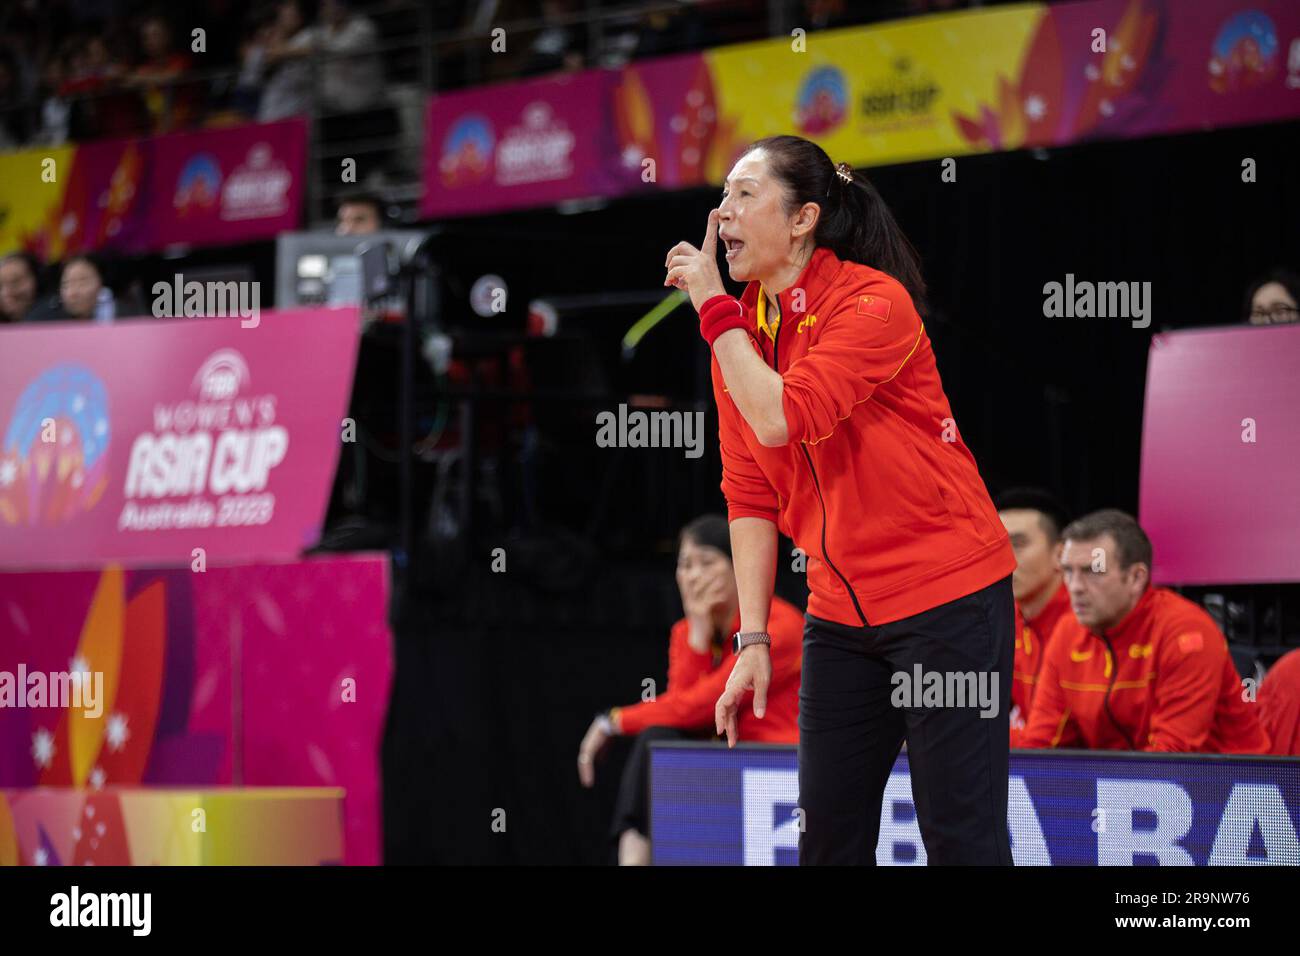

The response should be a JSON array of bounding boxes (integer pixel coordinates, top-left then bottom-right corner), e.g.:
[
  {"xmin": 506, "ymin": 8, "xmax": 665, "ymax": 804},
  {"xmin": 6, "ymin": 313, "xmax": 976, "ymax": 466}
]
[
  {"xmin": 698, "ymin": 294, "xmax": 750, "ymax": 346},
  {"xmin": 615, "ymin": 702, "xmax": 646, "ymax": 736}
]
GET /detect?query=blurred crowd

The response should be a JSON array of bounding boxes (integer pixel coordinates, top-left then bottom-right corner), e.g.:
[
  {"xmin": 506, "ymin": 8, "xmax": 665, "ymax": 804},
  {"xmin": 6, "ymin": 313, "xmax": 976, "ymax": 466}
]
[
  {"xmin": 0, "ymin": 191, "xmax": 388, "ymax": 324},
  {"xmin": 0, "ymin": 0, "xmax": 985, "ymax": 150},
  {"xmin": 0, "ymin": 0, "xmax": 396, "ymax": 148}
]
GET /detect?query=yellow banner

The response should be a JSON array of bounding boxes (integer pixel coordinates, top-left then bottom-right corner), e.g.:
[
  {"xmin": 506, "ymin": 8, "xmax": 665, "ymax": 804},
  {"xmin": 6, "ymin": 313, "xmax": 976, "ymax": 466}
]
[
  {"xmin": 705, "ymin": 4, "xmax": 1044, "ymax": 180},
  {"xmin": 0, "ymin": 146, "xmax": 74, "ymax": 255}
]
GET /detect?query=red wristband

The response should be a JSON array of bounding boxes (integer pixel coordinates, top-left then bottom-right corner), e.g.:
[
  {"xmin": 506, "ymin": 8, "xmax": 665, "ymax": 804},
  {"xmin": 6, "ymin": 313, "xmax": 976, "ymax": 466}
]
[{"xmin": 698, "ymin": 294, "xmax": 750, "ymax": 347}]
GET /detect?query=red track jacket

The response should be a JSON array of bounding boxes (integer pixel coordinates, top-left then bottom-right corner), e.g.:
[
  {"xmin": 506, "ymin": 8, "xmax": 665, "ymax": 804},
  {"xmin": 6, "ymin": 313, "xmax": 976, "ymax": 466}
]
[
  {"xmin": 615, "ymin": 595, "xmax": 803, "ymax": 743},
  {"xmin": 1011, "ymin": 581, "xmax": 1073, "ymax": 722},
  {"xmin": 1011, "ymin": 586, "xmax": 1270, "ymax": 753},
  {"xmin": 706, "ymin": 246, "xmax": 1015, "ymax": 626},
  {"xmin": 1258, "ymin": 649, "xmax": 1300, "ymax": 756}
]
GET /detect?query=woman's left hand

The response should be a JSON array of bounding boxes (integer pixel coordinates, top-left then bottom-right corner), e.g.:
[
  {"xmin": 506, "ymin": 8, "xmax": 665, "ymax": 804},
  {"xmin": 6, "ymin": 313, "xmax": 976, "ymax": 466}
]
[
  {"xmin": 664, "ymin": 208, "xmax": 727, "ymax": 312},
  {"xmin": 577, "ymin": 715, "xmax": 613, "ymax": 788}
]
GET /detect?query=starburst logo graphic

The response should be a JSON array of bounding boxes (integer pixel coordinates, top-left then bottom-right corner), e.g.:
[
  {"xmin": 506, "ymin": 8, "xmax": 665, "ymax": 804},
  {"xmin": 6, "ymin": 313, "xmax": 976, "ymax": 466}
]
[
  {"xmin": 0, "ymin": 364, "xmax": 111, "ymax": 527},
  {"xmin": 31, "ymin": 727, "xmax": 56, "ymax": 769}
]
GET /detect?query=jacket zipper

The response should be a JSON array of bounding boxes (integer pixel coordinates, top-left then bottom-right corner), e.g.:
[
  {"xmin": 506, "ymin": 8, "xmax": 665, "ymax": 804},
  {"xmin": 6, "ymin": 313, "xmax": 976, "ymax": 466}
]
[
  {"xmin": 1096, "ymin": 632, "xmax": 1136, "ymax": 749},
  {"xmin": 799, "ymin": 444, "xmax": 869, "ymax": 627}
]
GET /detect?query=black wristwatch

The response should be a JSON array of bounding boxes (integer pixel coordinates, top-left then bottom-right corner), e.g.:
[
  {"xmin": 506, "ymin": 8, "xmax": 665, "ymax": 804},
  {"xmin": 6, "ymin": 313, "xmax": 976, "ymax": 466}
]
[{"xmin": 732, "ymin": 631, "xmax": 771, "ymax": 654}]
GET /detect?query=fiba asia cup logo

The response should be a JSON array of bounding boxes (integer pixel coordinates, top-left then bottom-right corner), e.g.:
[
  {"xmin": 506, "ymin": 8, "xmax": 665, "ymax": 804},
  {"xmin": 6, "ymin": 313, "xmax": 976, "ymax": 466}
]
[
  {"xmin": 0, "ymin": 364, "xmax": 111, "ymax": 527},
  {"xmin": 195, "ymin": 349, "xmax": 248, "ymax": 401},
  {"xmin": 174, "ymin": 153, "xmax": 222, "ymax": 217},
  {"xmin": 795, "ymin": 66, "xmax": 848, "ymax": 136},
  {"xmin": 440, "ymin": 115, "xmax": 495, "ymax": 188},
  {"xmin": 1208, "ymin": 11, "xmax": 1280, "ymax": 93}
]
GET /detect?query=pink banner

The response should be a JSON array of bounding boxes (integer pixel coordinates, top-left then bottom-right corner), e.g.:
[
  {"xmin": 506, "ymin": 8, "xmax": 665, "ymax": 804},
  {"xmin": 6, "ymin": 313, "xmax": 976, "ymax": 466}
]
[
  {"xmin": 49, "ymin": 138, "xmax": 153, "ymax": 260},
  {"xmin": 421, "ymin": 69, "xmax": 622, "ymax": 218},
  {"xmin": 957, "ymin": 0, "xmax": 1300, "ymax": 150},
  {"xmin": 0, "ymin": 119, "xmax": 306, "ymax": 257},
  {"xmin": 0, "ymin": 553, "xmax": 392, "ymax": 864},
  {"xmin": 611, "ymin": 52, "xmax": 717, "ymax": 193},
  {"xmin": 150, "ymin": 118, "xmax": 307, "ymax": 248},
  {"xmin": 1139, "ymin": 323, "xmax": 1300, "ymax": 585},
  {"xmin": 0, "ymin": 307, "xmax": 358, "ymax": 569}
]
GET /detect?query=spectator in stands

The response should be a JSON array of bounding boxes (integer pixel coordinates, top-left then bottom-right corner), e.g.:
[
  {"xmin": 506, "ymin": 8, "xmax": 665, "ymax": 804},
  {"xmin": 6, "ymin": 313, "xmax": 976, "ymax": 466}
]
[
  {"xmin": 123, "ymin": 13, "xmax": 196, "ymax": 133},
  {"xmin": 0, "ymin": 17, "xmax": 41, "ymax": 109},
  {"xmin": 36, "ymin": 38, "xmax": 78, "ymax": 144},
  {"xmin": 309, "ymin": 0, "xmax": 398, "ymax": 184},
  {"xmin": 27, "ymin": 255, "xmax": 118, "ymax": 323},
  {"xmin": 525, "ymin": 0, "xmax": 585, "ymax": 74},
  {"xmin": 597, "ymin": 1, "xmax": 716, "ymax": 68},
  {"xmin": 335, "ymin": 191, "xmax": 385, "ymax": 235},
  {"xmin": 257, "ymin": 0, "xmax": 314, "ymax": 122},
  {"xmin": 1012, "ymin": 509, "xmax": 1270, "ymax": 753},
  {"xmin": 1257, "ymin": 649, "xmax": 1300, "ymax": 755},
  {"xmin": 995, "ymin": 487, "xmax": 1073, "ymax": 728},
  {"xmin": 61, "ymin": 255, "xmax": 117, "ymax": 323},
  {"xmin": 0, "ymin": 253, "xmax": 43, "ymax": 323},
  {"xmin": 312, "ymin": 0, "xmax": 383, "ymax": 115},
  {"xmin": 576, "ymin": 514, "xmax": 803, "ymax": 865},
  {"xmin": 0, "ymin": 51, "xmax": 32, "ymax": 149},
  {"xmin": 1242, "ymin": 267, "xmax": 1300, "ymax": 325},
  {"xmin": 233, "ymin": 8, "xmax": 278, "ymax": 119},
  {"xmin": 59, "ymin": 34, "xmax": 138, "ymax": 140}
]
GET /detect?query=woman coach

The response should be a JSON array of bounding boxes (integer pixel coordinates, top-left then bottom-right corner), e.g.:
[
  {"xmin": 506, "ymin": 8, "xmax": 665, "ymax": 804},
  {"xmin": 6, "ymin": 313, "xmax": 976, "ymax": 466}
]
[{"xmin": 662, "ymin": 134, "xmax": 1018, "ymax": 865}]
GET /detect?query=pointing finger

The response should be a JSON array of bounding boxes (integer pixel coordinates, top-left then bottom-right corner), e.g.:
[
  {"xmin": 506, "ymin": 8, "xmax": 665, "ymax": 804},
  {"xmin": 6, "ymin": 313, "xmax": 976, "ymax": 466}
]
[{"xmin": 702, "ymin": 208, "xmax": 719, "ymax": 258}]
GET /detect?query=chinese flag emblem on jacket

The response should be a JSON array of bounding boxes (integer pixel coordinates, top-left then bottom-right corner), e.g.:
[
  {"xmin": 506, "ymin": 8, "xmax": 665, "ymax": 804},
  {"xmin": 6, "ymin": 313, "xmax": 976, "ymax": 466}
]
[{"xmin": 857, "ymin": 294, "xmax": 891, "ymax": 322}]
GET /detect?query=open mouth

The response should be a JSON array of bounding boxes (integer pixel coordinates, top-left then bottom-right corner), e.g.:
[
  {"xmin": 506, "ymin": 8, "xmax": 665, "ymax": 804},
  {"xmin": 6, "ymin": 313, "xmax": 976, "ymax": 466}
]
[{"xmin": 724, "ymin": 238, "xmax": 745, "ymax": 260}]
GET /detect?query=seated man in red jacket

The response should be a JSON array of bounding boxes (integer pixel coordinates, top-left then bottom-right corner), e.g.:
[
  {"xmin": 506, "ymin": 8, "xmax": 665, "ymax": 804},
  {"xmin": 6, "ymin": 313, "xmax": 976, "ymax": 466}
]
[
  {"xmin": 995, "ymin": 487, "xmax": 1074, "ymax": 729},
  {"xmin": 1012, "ymin": 509, "xmax": 1269, "ymax": 753},
  {"xmin": 576, "ymin": 514, "xmax": 803, "ymax": 865}
]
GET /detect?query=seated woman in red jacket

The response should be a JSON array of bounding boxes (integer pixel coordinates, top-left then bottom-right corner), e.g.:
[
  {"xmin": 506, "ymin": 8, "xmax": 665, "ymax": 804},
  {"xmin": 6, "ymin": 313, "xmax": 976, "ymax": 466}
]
[{"xmin": 576, "ymin": 514, "xmax": 803, "ymax": 865}]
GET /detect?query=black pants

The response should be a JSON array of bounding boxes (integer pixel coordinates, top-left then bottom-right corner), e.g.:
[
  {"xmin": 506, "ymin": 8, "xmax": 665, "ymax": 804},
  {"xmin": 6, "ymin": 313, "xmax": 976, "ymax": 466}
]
[{"xmin": 798, "ymin": 574, "xmax": 1014, "ymax": 865}]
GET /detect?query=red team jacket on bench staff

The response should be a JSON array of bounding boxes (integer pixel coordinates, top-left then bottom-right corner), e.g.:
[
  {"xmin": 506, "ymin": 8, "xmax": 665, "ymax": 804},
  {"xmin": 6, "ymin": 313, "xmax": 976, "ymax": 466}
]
[
  {"xmin": 616, "ymin": 597, "xmax": 804, "ymax": 743},
  {"xmin": 708, "ymin": 246, "xmax": 1016, "ymax": 627},
  {"xmin": 1011, "ymin": 586, "xmax": 1269, "ymax": 753}
]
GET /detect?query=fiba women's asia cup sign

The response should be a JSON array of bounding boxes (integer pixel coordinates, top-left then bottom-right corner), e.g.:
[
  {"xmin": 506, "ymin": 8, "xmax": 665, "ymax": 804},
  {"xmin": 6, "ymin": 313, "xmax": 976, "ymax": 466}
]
[
  {"xmin": 0, "ymin": 309, "xmax": 358, "ymax": 569},
  {"xmin": 120, "ymin": 350, "xmax": 287, "ymax": 531}
]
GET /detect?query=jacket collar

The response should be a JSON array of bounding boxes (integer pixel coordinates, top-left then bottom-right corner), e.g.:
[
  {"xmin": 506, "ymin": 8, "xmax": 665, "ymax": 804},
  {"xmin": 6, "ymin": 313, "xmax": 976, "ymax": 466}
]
[
  {"xmin": 739, "ymin": 246, "xmax": 844, "ymax": 324},
  {"xmin": 1032, "ymin": 579, "xmax": 1071, "ymax": 624},
  {"xmin": 1094, "ymin": 585, "xmax": 1157, "ymax": 645}
]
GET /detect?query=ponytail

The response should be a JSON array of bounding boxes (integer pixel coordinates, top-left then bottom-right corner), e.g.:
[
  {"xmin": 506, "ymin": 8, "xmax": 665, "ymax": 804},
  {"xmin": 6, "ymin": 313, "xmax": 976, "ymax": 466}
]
[{"xmin": 742, "ymin": 135, "xmax": 928, "ymax": 314}]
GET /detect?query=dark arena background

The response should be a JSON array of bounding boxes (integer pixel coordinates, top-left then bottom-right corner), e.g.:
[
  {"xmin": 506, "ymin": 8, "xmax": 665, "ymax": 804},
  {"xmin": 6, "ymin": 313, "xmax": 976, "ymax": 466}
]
[{"xmin": 0, "ymin": 0, "xmax": 1297, "ymax": 936}]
